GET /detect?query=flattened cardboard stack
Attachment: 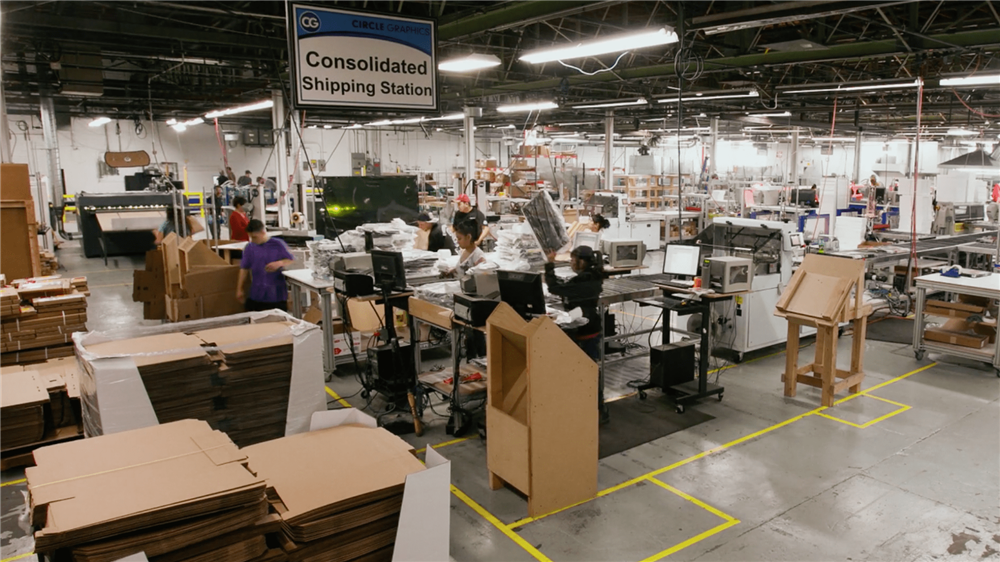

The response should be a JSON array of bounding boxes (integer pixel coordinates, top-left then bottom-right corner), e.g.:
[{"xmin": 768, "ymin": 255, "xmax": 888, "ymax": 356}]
[
  {"xmin": 197, "ymin": 323, "xmax": 295, "ymax": 446},
  {"xmin": 26, "ymin": 419, "xmax": 273, "ymax": 562},
  {"xmin": 1, "ymin": 370, "xmax": 48, "ymax": 449},
  {"xmin": 80, "ymin": 320, "xmax": 298, "ymax": 447},
  {"xmin": 0, "ymin": 357, "xmax": 85, "ymax": 469},
  {"xmin": 40, "ymin": 250, "xmax": 59, "ymax": 276},
  {"xmin": 133, "ymin": 233, "xmax": 244, "ymax": 322},
  {"xmin": 84, "ymin": 332, "xmax": 223, "ymax": 425},
  {"xmin": 244, "ymin": 425, "xmax": 427, "ymax": 562},
  {"xmin": 1, "ymin": 277, "xmax": 89, "ymax": 366}
]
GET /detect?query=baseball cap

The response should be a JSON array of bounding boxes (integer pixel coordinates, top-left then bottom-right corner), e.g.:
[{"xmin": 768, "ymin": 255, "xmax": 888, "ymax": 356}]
[
  {"xmin": 455, "ymin": 193, "xmax": 470, "ymax": 204},
  {"xmin": 412, "ymin": 212, "xmax": 434, "ymax": 224}
]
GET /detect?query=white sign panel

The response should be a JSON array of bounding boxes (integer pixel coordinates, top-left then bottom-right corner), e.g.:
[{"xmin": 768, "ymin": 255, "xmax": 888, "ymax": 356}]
[{"xmin": 288, "ymin": 4, "xmax": 437, "ymax": 111}]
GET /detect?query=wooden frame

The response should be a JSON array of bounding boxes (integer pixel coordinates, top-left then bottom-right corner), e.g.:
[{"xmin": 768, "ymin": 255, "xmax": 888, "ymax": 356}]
[
  {"xmin": 775, "ymin": 254, "xmax": 871, "ymax": 407},
  {"xmin": 485, "ymin": 303, "xmax": 598, "ymax": 517}
]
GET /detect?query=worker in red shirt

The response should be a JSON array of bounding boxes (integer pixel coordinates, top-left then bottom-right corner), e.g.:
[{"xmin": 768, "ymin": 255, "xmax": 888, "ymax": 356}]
[
  {"xmin": 229, "ymin": 196, "xmax": 250, "ymax": 241},
  {"xmin": 992, "ymin": 182, "xmax": 999, "ymax": 203}
]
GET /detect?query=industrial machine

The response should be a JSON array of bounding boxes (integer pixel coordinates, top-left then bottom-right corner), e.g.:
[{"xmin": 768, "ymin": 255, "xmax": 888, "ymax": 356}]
[
  {"xmin": 701, "ymin": 256, "xmax": 753, "ymax": 293},
  {"xmin": 76, "ymin": 192, "xmax": 175, "ymax": 258},
  {"xmin": 582, "ymin": 192, "xmax": 661, "ymax": 251},
  {"xmin": 703, "ymin": 217, "xmax": 808, "ymax": 361}
]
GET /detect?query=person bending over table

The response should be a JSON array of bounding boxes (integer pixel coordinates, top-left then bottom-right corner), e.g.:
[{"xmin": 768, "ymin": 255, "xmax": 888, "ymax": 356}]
[
  {"xmin": 414, "ymin": 212, "xmax": 455, "ymax": 254},
  {"xmin": 237, "ymin": 219, "xmax": 294, "ymax": 312},
  {"xmin": 545, "ymin": 245, "xmax": 604, "ymax": 361}
]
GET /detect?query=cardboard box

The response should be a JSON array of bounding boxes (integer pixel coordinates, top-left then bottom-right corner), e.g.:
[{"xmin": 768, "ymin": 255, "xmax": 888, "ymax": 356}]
[
  {"xmin": 924, "ymin": 326, "xmax": 988, "ymax": 349},
  {"xmin": 165, "ymin": 291, "xmax": 244, "ymax": 322}
]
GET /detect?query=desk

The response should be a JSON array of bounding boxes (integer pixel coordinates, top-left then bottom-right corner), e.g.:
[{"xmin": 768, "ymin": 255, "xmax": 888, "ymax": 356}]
[
  {"xmin": 912, "ymin": 273, "xmax": 1000, "ymax": 374},
  {"xmin": 407, "ymin": 297, "xmax": 486, "ymax": 435},
  {"xmin": 283, "ymin": 269, "xmax": 337, "ymax": 377}
]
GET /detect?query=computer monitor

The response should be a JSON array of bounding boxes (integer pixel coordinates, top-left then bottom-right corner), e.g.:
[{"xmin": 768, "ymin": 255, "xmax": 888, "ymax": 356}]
[
  {"xmin": 370, "ymin": 250, "xmax": 406, "ymax": 292},
  {"xmin": 573, "ymin": 231, "xmax": 601, "ymax": 251},
  {"xmin": 601, "ymin": 239, "xmax": 645, "ymax": 268},
  {"xmin": 496, "ymin": 270, "xmax": 546, "ymax": 319},
  {"xmin": 663, "ymin": 244, "xmax": 701, "ymax": 278}
]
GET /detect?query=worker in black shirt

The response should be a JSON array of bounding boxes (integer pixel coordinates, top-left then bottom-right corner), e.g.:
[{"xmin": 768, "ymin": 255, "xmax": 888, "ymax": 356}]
[
  {"xmin": 451, "ymin": 193, "xmax": 490, "ymax": 247},
  {"xmin": 414, "ymin": 213, "xmax": 455, "ymax": 254},
  {"xmin": 544, "ymin": 245, "xmax": 604, "ymax": 361}
]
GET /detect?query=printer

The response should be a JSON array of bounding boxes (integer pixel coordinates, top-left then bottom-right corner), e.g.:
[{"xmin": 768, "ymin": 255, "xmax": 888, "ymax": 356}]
[{"xmin": 701, "ymin": 256, "xmax": 753, "ymax": 293}]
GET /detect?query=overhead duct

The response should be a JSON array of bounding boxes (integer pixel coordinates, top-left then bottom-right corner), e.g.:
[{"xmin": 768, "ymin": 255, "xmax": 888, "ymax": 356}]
[{"xmin": 59, "ymin": 47, "xmax": 104, "ymax": 97}]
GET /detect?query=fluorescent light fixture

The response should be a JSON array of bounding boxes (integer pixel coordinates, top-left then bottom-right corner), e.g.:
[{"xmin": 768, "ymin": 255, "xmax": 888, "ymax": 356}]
[
  {"xmin": 497, "ymin": 101, "xmax": 558, "ymax": 113},
  {"xmin": 558, "ymin": 121, "xmax": 599, "ymax": 126},
  {"xmin": 947, "ymin": 128, "xmax": 977, "ymax": 136},
  {"xmin": 439, "ymin": 54, "xmax": 501, "ymax": 73},
  {"xmin": 205, "ymin": 100, "xmax": 274, "ymax": 119},
  {"xmin": 658, "ymin": 90, "xmax": 759, "ymax": 103},
  {"xmin": 89, "ymin": 117, "xmax": 111, "ymax": 127},
  {"xmin": 307, "ymin": 125, "xmax": 317, "ymax": 129},
  {"xmin": 324, "ymin": 125, "xmax": 334, "ymax": 129},
  {"xmin": 940, "ymin": 74, "xmax": 1000, "ymax": 87},
  {"xmin": 428, "ymin": 113, "xmax": 465, "ymax": 121},
  {"xmin": 368, "ymin": 120, "xmax": 393, "ymax": 127},
  {"xmin": 781, "ymin": 79, "xmax": 920, "ymax": 95},
  {"xmin": 550, "ymin": 137, "xmax": 588, "ymax": 144},
  {"xmin": 748, "ymin": 111, "xmax": 791, "ymax": 117},
  {"xmin": 342, "ymin": 124, "xmax": 363, "ymax": 129},
  {"xmin": 391, "ymin": 117, "xmax": 426, "ymax": 125},
  {"xmin": 572, "ymin": 98, "xmax": 647, "ymax": 109},
  {"xmin": 811, "ymin": 136, "xmax": 856, "ymax": 142},
  {"xmin": 170, "ymin": 117, "xmax": 204, "ymax": 132},
  {"xmin": 520, "ymin": 27, "xmax": 678, "ymax": 64}
]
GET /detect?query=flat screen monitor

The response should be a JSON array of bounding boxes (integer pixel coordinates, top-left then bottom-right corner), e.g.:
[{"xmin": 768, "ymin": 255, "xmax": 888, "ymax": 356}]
[
  {"xmin": 663, "ymin": 244, "xmax": 701, "ymax": 277},
  {"xmin": 321, "ymin": 176, "xmax": 420, "ymax": 233},
  {"xmin": 497, "ymin": 270, "xmax": 546, "ymax": 319},
  {"xmin": 370, "ymin": 250, "xmax": 406, "ymax": 292}
]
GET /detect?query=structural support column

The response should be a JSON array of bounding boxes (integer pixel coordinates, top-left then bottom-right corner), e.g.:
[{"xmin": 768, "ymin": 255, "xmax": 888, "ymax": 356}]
[
  {"xmin": 604, "ymin": 110, "xmax": 614, "ymax": 191},
  {"xmin": 708, "ymin": 117, "xmax": 718, "ymax": 181},
  {"xmin": 38, "ymin": 96, "xmax": 62, "ymax": 251},
  {"xmin": 272, "ymin": 89, "xmax": 290, "ymax": 228},
  {"xmin": 852, "ymin": 129, "xmax": 863, "ymax": 183},
  {"xmin": 290, "ymin": 110, "xmax": 308, "ymax": 231},
  {"xmin": 790, "ymin": 128, "xmax": 800, "ymax": 186},
  {"xmin": 464, "ymin": 106, "xmax": 485, "ymax": 212},
  {"xmin": 0, "ymin": 78, "xmax": 11, "ymax": 163}
]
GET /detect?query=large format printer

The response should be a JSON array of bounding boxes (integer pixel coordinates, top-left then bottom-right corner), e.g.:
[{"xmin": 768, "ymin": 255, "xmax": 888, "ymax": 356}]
[{"xmin": 77, "ymin": 192, "xmax": 174, "ymax": 258}]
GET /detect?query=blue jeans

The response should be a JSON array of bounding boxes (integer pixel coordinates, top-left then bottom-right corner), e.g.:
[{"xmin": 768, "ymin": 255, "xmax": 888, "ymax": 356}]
[{"xmin": 575, "ymin": 335, "xmax": 601, "ymax": 362}]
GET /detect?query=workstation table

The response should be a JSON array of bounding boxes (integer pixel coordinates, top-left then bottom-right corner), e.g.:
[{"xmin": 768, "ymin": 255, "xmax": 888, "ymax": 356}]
[
  {"xmin": 912, "ymin": 272, "xmax": 1000, "ymax": 375},
  {"xmin": 283, "ymin": 269, "xmax": 339, "ymax": 377},
  {"xmin": 639, "ymin": 284, "xmax": 741, "ymax": 412}
]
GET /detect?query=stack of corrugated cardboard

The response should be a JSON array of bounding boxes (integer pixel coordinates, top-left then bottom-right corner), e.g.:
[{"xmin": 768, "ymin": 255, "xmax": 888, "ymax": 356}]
[
  {"xmin": 0, "ymin": 357, "xmax": 85, "ymax": 469},
  {"xmin": 1, "ymin": 370, "xmax": 48, "ymax": 449},
  {"xmin": 0, "ymin": 164, "xmax": 41, "ymax": 281},
  {"xmin": 26, "ymin": 420, "xmax": 277, "ymax": 562},
  {"xmin": 197, "ymin": 323, "xmax": 295, "ymax": 446},
  {"xmin": 1, "ymin": 277, "xmax": 89, "ymax": 366},
  {"xmin": 80, "ymin": 321, "xmax": 298, "ymax": 447},
  {"xmin": 245, "ymin": 424, "xmax": 427, "ymax": 562},
  {"xmin": 133, "ymin": 234, "xmax": 244, "ymax": 321},
  {"xmin": 40, "ymin": 250, "xmax": 59, "ymax": 276},
  {"xmin": 83, "ymin": 332, "xmax": 224, "ymax": 425}
]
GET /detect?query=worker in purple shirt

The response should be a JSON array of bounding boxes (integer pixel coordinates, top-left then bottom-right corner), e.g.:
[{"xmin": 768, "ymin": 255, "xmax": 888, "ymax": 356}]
[{"xmin": 236, "ymin": 219, "xmax": 294, "ymax": 312}]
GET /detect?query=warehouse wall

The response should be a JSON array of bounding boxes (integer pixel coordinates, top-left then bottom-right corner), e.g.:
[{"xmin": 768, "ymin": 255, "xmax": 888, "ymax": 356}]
[{"xmin": 5, "ymin": 116, "xmax": 475, "ymax": 195}]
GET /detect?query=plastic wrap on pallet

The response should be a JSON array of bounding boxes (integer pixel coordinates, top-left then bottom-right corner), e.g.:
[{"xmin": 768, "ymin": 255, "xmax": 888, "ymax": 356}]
[
  {"xmin": 522, "ymin": 190, "xmax": 569, "ymax": 255},
  {"xmin": 72, "ymin": 310, "xmax": 325, "ymax": 440}
]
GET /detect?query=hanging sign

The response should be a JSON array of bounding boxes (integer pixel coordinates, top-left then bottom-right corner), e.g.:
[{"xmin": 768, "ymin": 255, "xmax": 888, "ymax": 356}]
[{"xmin": 287, "ymin": 4, "xmax": 438, "ymax": 111}]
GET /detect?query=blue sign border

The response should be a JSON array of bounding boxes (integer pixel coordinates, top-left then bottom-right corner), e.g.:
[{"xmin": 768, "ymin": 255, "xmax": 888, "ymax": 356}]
[{"xmin": 286, "ymin": 3, "xmax": 438, "ymax": 112}]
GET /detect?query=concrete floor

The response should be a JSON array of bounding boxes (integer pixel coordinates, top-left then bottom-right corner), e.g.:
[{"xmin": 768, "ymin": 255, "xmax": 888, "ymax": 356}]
[{"xmin": 2, "ymin": 243, "xmax": 998, "ymax": 562}]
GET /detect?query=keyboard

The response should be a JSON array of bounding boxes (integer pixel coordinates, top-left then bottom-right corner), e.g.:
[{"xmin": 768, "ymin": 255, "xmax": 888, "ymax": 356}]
[{"xmin": 671, "ymin": 279, "xmax": 695, "ymax": 287}]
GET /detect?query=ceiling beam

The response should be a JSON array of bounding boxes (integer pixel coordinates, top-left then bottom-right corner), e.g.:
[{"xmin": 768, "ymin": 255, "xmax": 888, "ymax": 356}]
[
  {"xmin": 447, "ymin": 28, "xmax": 1000, "ymax": 100},
  {"xmin": 438, "ymin": 0, "xmax": 625, "ymax": 41},
  {"xmin": 690, "ymin": 0, "xmax": 914, "ymax": 35},
  {"xmin": 3, "ymin": 11, "xmax": 285, "ymax": 49}
]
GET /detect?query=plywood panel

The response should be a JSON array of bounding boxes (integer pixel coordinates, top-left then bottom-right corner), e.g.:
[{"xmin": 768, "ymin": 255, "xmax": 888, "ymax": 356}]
[
  {"xmin": 526, "ymin": 320, "xmax": 598, "ymax": 517},
  {"xmin": 485, "ymin": 406, "xmax": 529, "ymax": 494},
  {"xmin": 1, "ymin": 203, "xmax": 39, "ymax": 281}
]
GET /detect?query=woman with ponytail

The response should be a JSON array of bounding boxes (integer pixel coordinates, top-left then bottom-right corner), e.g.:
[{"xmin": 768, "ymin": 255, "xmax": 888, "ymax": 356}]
[{"xmin": 544, "ymin": 245, "xmax": 604, "ymax": 361}]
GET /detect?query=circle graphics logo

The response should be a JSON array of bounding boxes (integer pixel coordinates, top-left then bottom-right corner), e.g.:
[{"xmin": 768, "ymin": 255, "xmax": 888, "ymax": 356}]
[{"xmin": 299, "ymin": 11, "xmax": 321, "ymax": 32}]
